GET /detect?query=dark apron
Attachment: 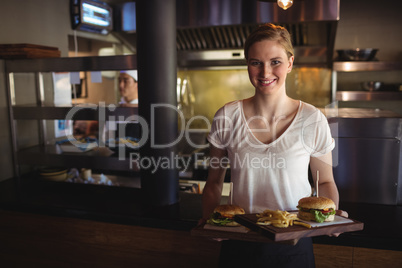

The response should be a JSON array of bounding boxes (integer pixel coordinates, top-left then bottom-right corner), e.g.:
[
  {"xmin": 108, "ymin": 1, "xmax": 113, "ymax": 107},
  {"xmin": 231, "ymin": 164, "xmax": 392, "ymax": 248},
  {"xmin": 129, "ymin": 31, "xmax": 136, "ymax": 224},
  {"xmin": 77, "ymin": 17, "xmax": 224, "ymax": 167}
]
[{"xmin": 219, "ymin": 237, "xmax": 315, "ymax": 268}]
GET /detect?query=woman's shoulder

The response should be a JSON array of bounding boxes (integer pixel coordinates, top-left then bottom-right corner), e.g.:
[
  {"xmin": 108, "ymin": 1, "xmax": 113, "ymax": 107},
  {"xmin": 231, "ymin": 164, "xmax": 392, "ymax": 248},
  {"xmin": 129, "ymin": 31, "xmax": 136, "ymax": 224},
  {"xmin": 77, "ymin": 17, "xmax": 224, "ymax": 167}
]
[
  {"xmin": 214, "ymin": 100, "xmax": 242, "ymax": 116},
  {"xmin": 299, "ymin": 101, "xmax": 325, "ymax": 116},
  {"xmin": 300, "ymin": 101, "xmax": 317, "ymax": 111},
  {"xmin": 298, "ymin": 101, "xmax": 329, "ymax": 128}
]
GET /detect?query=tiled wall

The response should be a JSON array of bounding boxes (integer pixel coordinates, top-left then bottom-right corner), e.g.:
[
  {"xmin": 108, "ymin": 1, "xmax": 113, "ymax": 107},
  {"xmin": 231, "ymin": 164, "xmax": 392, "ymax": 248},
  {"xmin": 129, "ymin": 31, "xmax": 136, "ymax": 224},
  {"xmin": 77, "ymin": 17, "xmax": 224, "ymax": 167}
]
[{"xmin": 177, "ymin": 67, "xmax": 332, "ymax": 127}]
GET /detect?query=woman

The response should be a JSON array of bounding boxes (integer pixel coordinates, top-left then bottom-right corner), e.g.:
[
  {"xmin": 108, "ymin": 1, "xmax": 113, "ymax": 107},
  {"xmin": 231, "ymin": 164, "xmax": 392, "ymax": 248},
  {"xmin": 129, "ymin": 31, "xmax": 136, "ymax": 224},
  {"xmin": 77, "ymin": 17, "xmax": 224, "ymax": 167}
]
[{"xmin": 201, "ymin": 23, "xmax": 343, "ymax": 267}]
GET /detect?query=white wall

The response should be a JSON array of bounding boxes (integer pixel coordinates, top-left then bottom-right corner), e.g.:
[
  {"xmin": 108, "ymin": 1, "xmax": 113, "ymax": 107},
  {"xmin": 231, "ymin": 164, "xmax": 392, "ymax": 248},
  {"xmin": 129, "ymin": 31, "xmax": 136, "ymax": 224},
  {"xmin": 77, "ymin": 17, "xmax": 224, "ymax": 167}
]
[{"xmin": 0, "ymin": 0, "xmax": 121, "ymax": 56}]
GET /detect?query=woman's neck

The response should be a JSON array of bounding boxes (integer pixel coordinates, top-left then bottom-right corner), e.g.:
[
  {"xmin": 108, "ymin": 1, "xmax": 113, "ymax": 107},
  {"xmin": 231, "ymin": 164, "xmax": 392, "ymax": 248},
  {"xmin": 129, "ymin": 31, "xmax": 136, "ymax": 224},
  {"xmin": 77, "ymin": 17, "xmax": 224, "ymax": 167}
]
[{"xmin": 247, "ymin": 93, "xmax": 295, "ymax": 119}]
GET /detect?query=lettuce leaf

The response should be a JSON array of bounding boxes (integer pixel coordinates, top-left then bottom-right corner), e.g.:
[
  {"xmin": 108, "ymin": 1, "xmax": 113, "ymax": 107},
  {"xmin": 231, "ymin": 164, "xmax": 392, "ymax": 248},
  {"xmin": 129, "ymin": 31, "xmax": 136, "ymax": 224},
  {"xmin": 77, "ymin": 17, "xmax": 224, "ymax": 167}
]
[
  {"xmin": 207, "ymin": 212, "xmax": 235, "ymax": 226},
  {"xmin": 313, "ymin": 209, "xmax": 336, "ymax": 223},
  {"xmin": 208, "ymin": 218, "xmax": 234, "ymax": 226}
]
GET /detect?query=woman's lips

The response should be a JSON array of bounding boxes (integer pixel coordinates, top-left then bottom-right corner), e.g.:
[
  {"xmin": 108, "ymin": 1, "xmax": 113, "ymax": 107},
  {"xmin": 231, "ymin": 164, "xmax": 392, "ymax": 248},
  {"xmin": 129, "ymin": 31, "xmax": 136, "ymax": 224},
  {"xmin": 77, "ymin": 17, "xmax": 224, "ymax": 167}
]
[{"xmin": 259, "ymin": 79, "xmax": 275, "ymax": 86}]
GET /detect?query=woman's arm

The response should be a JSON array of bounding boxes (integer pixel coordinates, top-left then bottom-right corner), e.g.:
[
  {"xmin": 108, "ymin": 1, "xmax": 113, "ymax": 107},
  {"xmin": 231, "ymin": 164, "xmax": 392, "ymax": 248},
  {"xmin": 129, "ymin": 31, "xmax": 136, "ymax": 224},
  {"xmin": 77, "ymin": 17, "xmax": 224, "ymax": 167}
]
[
  {"xmin": 200, "ymin": 144, "xmax": 228, "ymax": 224},
  {"xmin": 310, "ymin": 152, "xmax": 348, "ymax": 238},
  {"xmin": 309, "ymin": 152, "xmax": 339, "ymax": 208}
]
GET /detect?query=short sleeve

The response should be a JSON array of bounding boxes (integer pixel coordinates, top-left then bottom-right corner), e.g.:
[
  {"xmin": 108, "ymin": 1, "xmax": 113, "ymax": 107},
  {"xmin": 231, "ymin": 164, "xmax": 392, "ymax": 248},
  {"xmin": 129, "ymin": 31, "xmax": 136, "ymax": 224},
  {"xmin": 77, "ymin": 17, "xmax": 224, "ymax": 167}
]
[
  {"xmin": 301, "ymin": 109, "xmax": 335, "ymax": 157},
  {"xmin": 207, "ymin": 106, "xmax": 227, "ymax": 149}
]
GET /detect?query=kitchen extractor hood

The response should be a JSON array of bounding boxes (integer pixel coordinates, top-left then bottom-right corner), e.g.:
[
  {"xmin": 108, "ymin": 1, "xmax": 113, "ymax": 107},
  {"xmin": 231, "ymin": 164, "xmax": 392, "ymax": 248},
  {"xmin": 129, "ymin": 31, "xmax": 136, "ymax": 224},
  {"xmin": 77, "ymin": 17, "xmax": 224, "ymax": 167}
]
[
  {"xmin": 176, "ymin": 0, "xmax": 339, "ymax": 68},
  {"xmin": 112, "ymin": 0, "xmax": 339, "ymax": 68}
]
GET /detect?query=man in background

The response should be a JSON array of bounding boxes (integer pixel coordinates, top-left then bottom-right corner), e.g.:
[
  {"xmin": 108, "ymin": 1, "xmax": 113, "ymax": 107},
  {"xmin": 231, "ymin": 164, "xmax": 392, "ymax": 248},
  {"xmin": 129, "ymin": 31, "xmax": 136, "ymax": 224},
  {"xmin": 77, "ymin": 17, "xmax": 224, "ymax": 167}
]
[{"xmin": 118, "ymin": 70, "xmax": 138, "ymax": 105}]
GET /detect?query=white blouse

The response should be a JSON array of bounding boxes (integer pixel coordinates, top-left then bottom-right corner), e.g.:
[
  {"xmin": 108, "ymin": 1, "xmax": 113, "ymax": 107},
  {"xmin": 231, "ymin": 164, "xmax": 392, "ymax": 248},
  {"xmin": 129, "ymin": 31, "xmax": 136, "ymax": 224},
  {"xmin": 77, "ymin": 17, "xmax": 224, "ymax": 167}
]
[{"xmin": 207, "ymin": 100, "xmax": 334, "ymax": 213}]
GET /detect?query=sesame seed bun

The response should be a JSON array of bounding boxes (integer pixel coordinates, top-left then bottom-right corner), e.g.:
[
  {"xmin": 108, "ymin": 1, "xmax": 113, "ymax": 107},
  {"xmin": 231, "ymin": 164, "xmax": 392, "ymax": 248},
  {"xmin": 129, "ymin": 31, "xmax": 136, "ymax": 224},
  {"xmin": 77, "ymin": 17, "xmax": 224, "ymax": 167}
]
[
  {"xmin": 298, "ymin": 197, "xmax": 336, "ymax": 210},
  {"xmin": 297, "ymin": 197, "xmax": 336, "ymax": 222},
  {"xmin": 213, "ymin": 204, "xmax": 245, "ymax": 218}
]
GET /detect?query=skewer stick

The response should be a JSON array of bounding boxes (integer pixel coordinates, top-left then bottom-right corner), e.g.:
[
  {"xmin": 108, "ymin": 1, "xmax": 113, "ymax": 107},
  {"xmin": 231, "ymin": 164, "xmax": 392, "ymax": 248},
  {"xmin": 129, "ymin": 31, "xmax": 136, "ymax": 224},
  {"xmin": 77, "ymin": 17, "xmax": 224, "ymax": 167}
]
[
  {"xmin": 316, "ymin": 170, "xmax": 319, "ymax": 197},
  {"xmin": 230, "ymin": 182, "xmax": 233, "ymax": 205}
]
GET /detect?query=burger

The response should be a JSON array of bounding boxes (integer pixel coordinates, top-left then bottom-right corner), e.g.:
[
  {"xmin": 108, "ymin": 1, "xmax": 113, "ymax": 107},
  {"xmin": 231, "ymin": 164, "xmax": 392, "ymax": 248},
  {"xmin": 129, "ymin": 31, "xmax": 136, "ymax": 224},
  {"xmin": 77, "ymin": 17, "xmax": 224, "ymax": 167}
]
[
  {"xmin": 208, "ymin": 204, "xmax": 245, "ymax": 227},
  {"xmin": 297, "ymin": 196, "xmax": 336, "ymax": 223}
]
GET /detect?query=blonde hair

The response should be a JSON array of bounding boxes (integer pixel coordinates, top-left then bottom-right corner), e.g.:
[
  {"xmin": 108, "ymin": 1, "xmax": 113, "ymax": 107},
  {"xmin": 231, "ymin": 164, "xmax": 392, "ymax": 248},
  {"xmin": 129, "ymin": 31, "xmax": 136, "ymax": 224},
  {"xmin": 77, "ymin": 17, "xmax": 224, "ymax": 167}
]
[{"xmin": 244, "ymin": 23, "xmax": 294, "ymax": 60}]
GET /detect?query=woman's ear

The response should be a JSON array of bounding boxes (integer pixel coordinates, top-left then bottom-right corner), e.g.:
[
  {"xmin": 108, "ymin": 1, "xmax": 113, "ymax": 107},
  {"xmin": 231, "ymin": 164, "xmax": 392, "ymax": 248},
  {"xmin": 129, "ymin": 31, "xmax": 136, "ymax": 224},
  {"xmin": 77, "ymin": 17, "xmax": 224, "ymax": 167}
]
[{"xmin": 287, "ymin": 56, "xmax": 294, "ymax": 73}]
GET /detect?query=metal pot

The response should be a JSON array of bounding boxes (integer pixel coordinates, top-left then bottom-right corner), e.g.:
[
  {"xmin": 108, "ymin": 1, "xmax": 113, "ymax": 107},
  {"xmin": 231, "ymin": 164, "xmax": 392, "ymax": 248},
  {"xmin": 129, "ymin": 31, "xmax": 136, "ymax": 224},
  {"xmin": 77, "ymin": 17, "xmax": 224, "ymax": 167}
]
[
  {"xmin": 337, "ymin": 48, "xmax": 378, "ymax": 61},
  {"xmin": 361, "ymin": 81, "xmax": 383, "ymax": 91}
]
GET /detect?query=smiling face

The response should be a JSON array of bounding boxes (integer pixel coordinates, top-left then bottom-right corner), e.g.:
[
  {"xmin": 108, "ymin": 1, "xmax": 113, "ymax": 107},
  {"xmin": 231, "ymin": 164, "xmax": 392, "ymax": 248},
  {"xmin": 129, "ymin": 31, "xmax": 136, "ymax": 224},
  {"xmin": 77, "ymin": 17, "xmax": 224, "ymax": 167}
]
[{"xmin": 247, "ymin": 39, "xmax": 294, "ymax": 97}]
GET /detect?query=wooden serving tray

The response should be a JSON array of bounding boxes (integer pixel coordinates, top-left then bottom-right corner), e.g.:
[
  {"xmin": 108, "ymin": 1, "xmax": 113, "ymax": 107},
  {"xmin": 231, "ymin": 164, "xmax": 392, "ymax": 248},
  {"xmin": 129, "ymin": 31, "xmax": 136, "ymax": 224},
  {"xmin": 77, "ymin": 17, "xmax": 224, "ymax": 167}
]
[
  {"xmin": 191, "ymin": 224, "xmax": 293, "ymax": 244},
  {"xmin": 234, "ymin": 213, "xmax": 364, "ymax": 242}
]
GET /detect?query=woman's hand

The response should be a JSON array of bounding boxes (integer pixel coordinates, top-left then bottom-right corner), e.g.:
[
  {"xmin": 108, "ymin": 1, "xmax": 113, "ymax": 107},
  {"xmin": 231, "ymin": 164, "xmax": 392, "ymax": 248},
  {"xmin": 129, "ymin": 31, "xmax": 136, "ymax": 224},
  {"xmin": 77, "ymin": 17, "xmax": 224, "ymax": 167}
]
[
  {"xmin": 330, "ymin": 210, "xmax": 349, "ymax": 237},
  {"xmin": 197, "ymin": 218, "xmax": 207, "ymax": 227},
  {"xmin": 336, "ymin": 209, "xmax": 348, "ymax": 218},
  {"xmin": 196, "ymin": 218, "xmax": 228, "ymax": 242}
]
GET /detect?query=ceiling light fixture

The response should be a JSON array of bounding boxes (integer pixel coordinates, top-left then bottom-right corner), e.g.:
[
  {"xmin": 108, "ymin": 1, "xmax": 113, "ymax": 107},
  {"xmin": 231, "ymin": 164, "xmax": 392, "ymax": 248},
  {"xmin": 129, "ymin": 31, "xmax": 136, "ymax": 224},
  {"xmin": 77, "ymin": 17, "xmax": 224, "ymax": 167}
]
[
  {"xmin": 277, "ymin": 0, "xmax": 293, "ymax": 10},
  {"xmin": 259, "ymin": 0, "xmax": 294, "ymax": 10}
]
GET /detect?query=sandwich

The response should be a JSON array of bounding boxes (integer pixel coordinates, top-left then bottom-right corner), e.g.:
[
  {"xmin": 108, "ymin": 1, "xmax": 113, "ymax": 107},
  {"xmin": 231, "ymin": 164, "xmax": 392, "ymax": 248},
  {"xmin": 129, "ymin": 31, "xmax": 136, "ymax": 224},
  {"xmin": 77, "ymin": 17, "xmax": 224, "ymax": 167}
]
[
  {"xmin": 297, "ymin": 196, "xmax": 336, "ymax": 223},
  {"xmin": 208, "ymin": 204, "xmax": 245, "ymax": 227}
]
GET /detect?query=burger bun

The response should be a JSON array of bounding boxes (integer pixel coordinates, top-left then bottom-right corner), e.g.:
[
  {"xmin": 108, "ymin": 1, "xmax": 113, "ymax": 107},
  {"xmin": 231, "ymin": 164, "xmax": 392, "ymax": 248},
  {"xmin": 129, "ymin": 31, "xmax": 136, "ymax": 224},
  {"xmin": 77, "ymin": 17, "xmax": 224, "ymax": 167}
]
[
  {"xmin": 298, "ymin": 196, "xmax": 336, "ymax": 210},
  {"xmin": 213, "ymin": 204, "xmax": 245, "ymax": 218},
  {"xmin": 298, "ymin": 210, "xmax": 335, "ymax": 222},
  {"xmin": 223, "ymin": 221, "xmax": 242, "ymax": 227},
  {"xmin": 297, "ymin": 196, "xmax": 336, "ymax": 222},
  {"xmin": 209, "ymin": 204, "xmax": 245, "ymax": 227}
]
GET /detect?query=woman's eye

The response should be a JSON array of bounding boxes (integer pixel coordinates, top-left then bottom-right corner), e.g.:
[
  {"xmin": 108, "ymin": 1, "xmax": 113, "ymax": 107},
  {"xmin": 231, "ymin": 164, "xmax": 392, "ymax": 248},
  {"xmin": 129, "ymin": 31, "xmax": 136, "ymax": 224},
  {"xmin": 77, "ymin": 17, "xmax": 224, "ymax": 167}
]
[
  {"xmin": 250, "ymin": 61, "xmax": 261, "ymax": 66},
  {"xmin": 272, "ymin": 60, "xmax": 281, "ymax": 65}
]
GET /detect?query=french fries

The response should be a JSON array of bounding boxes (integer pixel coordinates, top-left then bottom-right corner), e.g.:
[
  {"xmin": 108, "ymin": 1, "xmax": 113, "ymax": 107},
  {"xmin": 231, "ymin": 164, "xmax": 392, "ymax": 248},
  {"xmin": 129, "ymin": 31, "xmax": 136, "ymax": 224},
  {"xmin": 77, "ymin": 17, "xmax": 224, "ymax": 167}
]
[
  {"xmin": 118, "ymin": 138, "xmax": 138, "ymax": 145},
  {"xmin": 256, "ymin": 208, "xmax": 311, "ymax": 228},
  {"xmin": 293, "ymin": 221, "xmax": 312, "ymax": 228}
]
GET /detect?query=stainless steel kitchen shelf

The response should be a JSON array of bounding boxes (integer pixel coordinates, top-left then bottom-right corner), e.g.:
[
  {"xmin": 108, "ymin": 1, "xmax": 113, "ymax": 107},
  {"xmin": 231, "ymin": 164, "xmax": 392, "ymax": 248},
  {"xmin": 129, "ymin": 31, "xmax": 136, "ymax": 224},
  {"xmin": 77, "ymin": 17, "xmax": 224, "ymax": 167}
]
[
  {"xmin": 17, "ymin": 145, "xmax": 139, "ymax": 172},
  {"xmin": 13, "ymin": 106, "xmax": 138, "ymax": 120},
  {"xmin": 336, "ymin": 91, "xmax": 402, "ymax": 101},
  {"xmin": 4, "ymin": 55, "xmax": 140, "ymax": 178},
  {"xmin": 5, "ymin": 55, "xmax": 137, "ymax": 73},
  {"xmin": 323, "ymin": 108, "xmax": 402, "ymax": 118},
  {"xmin": 331, "ymin": 61, "xmax": 402, "ymax": 102},
  {"xmin": 333, "ymin": 61, "xmax": 402, "ymax": 72}
]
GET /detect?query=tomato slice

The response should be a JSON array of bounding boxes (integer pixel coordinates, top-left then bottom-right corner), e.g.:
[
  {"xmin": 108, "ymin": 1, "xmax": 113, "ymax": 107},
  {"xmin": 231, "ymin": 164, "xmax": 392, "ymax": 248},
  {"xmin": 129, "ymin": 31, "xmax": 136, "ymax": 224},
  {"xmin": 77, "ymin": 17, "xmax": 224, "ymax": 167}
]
[{"xmin": 320, "ymin": 209, "xmax": 332, "ymax": 214}]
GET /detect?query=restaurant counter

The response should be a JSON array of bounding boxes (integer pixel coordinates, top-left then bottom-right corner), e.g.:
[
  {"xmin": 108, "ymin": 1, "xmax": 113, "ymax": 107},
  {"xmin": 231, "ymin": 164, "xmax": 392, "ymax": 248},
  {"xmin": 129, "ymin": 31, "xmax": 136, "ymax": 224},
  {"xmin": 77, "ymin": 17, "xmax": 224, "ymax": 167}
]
[{"xmin": 0, "ymin": 177, "xmax": 401, "ymax": 252}]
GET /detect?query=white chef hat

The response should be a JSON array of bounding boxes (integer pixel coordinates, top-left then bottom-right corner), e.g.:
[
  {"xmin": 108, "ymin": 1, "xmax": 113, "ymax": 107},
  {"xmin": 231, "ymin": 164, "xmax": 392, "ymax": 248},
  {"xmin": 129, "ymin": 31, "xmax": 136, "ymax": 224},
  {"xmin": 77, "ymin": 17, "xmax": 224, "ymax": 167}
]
[{"xmin": 120, "ymin": 70, "xmax": 138, "ymax": 81}]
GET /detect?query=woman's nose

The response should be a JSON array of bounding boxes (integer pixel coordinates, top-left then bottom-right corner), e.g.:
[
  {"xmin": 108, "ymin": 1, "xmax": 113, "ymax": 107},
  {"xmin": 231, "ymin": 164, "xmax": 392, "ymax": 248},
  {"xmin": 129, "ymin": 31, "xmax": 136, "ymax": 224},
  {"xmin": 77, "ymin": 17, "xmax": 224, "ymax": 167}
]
[{"xmin": 261, "ymin": 64, "xmax": 271, "ymax": 77}]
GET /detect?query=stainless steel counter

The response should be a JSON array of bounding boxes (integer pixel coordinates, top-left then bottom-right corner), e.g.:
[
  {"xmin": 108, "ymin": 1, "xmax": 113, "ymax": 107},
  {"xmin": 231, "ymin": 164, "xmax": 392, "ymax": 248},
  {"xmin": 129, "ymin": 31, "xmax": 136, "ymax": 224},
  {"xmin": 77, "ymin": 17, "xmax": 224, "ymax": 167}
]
[{"xmin": 323, "ymin": 108, "xmax": 402, "ymax": 205}]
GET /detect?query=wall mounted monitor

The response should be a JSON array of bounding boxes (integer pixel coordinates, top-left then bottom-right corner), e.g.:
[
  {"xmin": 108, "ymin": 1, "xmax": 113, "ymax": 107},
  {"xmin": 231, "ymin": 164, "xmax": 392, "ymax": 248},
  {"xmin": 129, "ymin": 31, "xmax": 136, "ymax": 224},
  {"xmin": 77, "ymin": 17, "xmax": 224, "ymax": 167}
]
[{"xmin": 70, "ymin": 0, "xmax": 113, "ymax": 35}]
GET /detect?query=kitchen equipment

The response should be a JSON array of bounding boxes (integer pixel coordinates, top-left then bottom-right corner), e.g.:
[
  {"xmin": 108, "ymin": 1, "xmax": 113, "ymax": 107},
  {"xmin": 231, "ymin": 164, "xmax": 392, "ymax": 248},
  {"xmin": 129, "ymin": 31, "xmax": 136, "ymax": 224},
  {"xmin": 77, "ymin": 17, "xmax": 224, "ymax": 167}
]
[
  {"xmin": 336, "ymin": 49, "xmax": 378, "ymax": 61},
  {"xmin": 179, "ymin": 182, "xmax": 199, "ymax": 193},
  {"xmin": 56, "ymin": 137, "xmax": 97, "ymax": 153},
  {"xmin": 361, "ymin": 81, "xmax": 383, "ymax": 91},
  {"xmin": 328, "ymin": 109, "xmax": 402, "ymax": 205},
  {"xmin": 116, "ymin": 0, "xmax": 340, "ymax": 67},
  {"xmin": 39, "ymin": 168, "xmax": 68, "ymax": 181}
]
